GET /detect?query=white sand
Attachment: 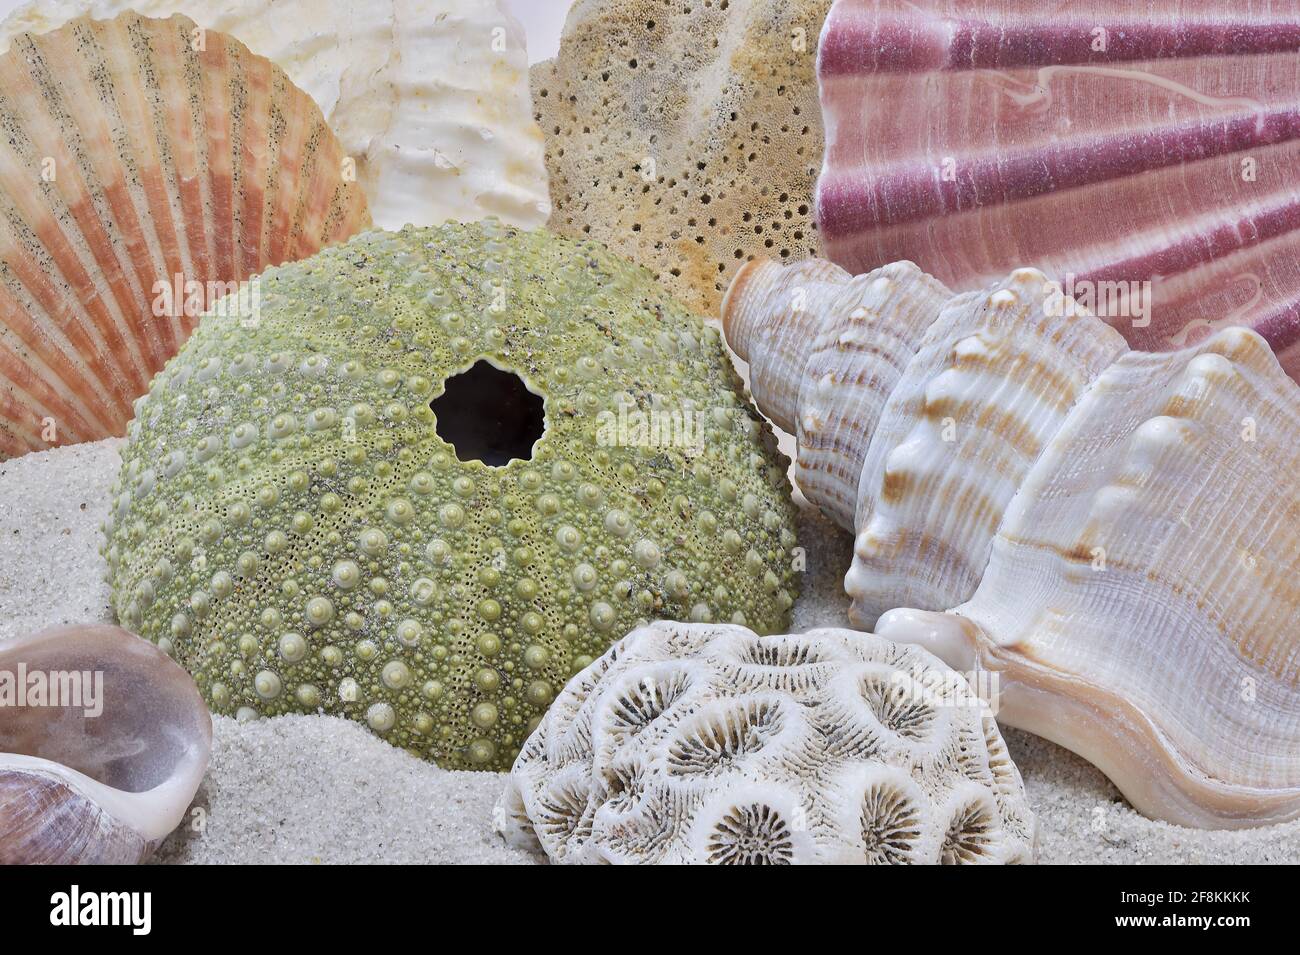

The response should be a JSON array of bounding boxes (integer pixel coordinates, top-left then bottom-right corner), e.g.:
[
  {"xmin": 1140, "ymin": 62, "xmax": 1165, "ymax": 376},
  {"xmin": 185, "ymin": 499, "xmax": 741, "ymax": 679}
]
[
  {"xmin": 152, "ymin": 713, "xmax": 539, "ymax": 864},
  {"xmin": 2, "ymin": 438, "xmax": 1297, "ymax": 864}
]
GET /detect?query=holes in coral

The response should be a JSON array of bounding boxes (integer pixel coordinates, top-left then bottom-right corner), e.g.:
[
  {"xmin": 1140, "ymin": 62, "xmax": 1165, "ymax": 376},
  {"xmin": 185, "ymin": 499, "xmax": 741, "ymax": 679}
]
[
  {"xmin": 860, "ymin": 781, "xmax": 924, "ymax": 865},
  {"xmin": 941, "ymin": 793, "xmax": 999, "ymax": 864},
  {"xmin": 704, "ymin": 801, "xmax": 795, "ymax": 865},
  {"xmin": 602, "ymin": 760, "xmax": 647, "ymax": 814},
  {"xmin": 603, "ymin": 668, "xmax": 692, "ymax": 742},
  {"xmin": 860, "ymin": 673, "xmax": 936, "ymax": 743},
  {"xmin": 667, "ymin": 698, "xmax": 782, "ymax": 776},
  {"xmin": 430, "ymin": 360, "xmax": 545, "ymax": 466},
  {"xmin": 740, "ymin": 637, "xmax": 822, "ymax": 668},
  {"xmin": 534, "ymin": 777, "xmax": 593, "ymax": 846},
  {"xmin": 982, "ymin": 715, "xmax": 1017, "ymax": 786}
]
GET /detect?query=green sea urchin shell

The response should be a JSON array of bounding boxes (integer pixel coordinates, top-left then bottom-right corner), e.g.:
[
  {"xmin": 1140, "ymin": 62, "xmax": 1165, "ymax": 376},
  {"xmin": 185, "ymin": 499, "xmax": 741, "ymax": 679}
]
[{"xmin": 103, "ymin": 221, "xmax": 799, "ymax": 769}]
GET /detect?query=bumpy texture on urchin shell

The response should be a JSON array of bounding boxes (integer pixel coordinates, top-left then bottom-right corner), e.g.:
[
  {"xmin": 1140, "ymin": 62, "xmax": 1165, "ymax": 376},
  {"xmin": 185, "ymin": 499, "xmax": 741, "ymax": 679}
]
[
  {"xmin": 497, "ymin": 621, "xmax": 1035, "ymax": 864},
  {"xmin": 532, "ymin": 0, "xmax": 829, "ymax": 316},
  {"xmin": 0, "ymin": 11, "xmax": 369, "ymax": 459},
  {"xmin": 0, "ymin": 0, "xmax": 549, "ymax": 232},
  {"xmin": 103, "ymin": 221, "xmax": 800, "ymax": 771}
]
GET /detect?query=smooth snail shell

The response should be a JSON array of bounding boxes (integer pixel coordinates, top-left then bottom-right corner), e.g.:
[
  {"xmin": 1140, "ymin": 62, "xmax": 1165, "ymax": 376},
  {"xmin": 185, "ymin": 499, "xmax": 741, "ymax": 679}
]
[
  {"xmin": 0, "ymin": 625, "xmax": 211, "ymax": 863},
  {"xmin": 0, "ymin": 11, "xmax": 370, "ymax": 459},
  {"xmin": 723, "ymin": 257, "xmax": 1300, "ymax": 829}
]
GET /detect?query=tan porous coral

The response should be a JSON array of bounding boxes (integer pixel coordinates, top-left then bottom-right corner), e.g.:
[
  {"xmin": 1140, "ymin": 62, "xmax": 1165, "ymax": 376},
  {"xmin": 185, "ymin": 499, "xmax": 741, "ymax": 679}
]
[{"xmin": 532, "ymin": 0, "xmax": 829, "ymax": 316}]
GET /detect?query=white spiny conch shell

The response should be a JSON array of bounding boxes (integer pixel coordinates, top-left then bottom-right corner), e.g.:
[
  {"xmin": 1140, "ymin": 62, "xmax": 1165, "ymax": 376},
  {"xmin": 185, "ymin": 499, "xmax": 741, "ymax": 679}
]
[
  {"xmin": 0, "ymin": 0, "xmax": 551, "ymax": 232},
  {"xmin": 724, "ymin": 257, "xmax": 1300, "ymax": 828},
  {"xmin": 0, "ymin": 625, "xmax": 211, "ymax": 863},
  {"xmin": 0, "ymin": 11, "xmax": 370, "ymax": 459},
  {"xmin": 722, "ymin": 257, "xmax": 955, "ymax": 529},
  {"xmin": 497, "ymin": 621, "xmax": 1036, "ymax": 864}
]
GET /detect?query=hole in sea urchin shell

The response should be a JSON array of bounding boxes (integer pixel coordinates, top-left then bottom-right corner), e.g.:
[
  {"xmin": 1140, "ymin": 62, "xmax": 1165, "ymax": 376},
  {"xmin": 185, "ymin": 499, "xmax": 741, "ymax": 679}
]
[{"xmin": 430, "ymin": 359, "xmax": 546, "ymax": 466}]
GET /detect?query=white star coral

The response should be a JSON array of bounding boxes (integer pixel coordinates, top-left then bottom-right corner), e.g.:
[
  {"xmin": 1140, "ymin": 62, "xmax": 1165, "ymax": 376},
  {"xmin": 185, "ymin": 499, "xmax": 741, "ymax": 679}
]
[{"xmin": 497, "ymin": 621, "xmax": 1036, "ymax": 864}]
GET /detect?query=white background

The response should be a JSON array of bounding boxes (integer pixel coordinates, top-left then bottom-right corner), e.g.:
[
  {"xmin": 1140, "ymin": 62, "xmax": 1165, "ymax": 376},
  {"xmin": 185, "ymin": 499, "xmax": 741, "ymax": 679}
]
[{"xmin": 503, "ymin": 0, "xmax": 573, "ymax": 62}]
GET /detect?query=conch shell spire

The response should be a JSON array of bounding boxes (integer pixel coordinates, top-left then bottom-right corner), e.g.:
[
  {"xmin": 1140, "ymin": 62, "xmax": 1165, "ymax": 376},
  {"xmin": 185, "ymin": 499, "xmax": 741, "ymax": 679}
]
[
  {"xmin": 723, "ymin": 257, "xmax": 955, "ymax": 530},
  {"xmin": 723, "ymin": 256, "xmax": 1300, "ymax": 829}
]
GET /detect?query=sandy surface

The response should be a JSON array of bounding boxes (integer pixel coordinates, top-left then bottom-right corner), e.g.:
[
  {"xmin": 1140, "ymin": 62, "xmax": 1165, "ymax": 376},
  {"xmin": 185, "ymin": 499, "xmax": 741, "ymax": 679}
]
[{"xmin": 2, "ymin": 438, "xmax": 1297, "ymax": 864}]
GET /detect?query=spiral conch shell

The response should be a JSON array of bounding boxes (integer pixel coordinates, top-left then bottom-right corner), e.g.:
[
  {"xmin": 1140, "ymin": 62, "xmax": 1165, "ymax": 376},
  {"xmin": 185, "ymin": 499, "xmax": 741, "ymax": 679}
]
[
  {"xmin": 724, "ymin": 258, "xmax": 1300, "ymax": 828},
  {"xmin": 0, "ymin": 11, "xmax": 370, "ymax": 458},
  {"xmin": 0, "ymin": 625, "xmax": 212, "ymax": 863}
]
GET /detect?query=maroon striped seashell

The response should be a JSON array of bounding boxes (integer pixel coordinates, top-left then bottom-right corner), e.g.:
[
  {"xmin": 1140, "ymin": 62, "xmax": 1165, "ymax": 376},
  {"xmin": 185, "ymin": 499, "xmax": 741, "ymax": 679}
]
[{"xmin": 815, "ymin": 0, "xmax": 1300, "ymax": 377}]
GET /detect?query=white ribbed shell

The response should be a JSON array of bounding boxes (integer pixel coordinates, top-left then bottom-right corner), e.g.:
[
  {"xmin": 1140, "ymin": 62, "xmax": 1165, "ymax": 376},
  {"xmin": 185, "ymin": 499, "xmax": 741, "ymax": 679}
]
[{"xmin": 724, "ymin": 256, "xmax": 1300, "ymax": 828}]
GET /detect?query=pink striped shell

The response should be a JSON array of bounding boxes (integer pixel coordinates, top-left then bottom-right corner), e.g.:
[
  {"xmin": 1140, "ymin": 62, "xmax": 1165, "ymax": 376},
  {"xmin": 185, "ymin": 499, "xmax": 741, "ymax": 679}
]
[{"xmin": 815, "ymin": 0, "xmax": 1300, "ymax": 377}]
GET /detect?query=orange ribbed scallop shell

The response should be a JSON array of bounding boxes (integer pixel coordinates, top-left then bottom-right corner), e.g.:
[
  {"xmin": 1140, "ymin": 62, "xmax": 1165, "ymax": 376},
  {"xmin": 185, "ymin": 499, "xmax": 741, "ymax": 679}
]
[{"xmin": 0, "ymin": 12, "xmax": 370, "ymax": 457}]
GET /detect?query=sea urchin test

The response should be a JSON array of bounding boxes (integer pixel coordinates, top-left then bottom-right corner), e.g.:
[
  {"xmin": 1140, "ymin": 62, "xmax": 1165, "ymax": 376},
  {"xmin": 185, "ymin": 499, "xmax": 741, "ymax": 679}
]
[{"xmin": 104, "ymin": 221, "xmax": 800, "ymax": 770}]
